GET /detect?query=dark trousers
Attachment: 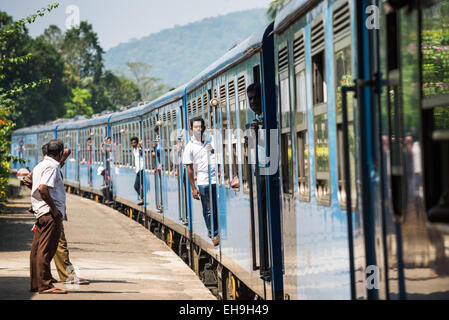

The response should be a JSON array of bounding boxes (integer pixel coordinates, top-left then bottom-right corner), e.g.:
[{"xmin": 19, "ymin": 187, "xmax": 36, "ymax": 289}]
[
  {"xmin": 134, "ymin": 170, "xmax": 144, "ymax": 199},
  {"xmin": 30, "ymin": 213, "xmax": 62, "ymax": 292},
  {"xmin": 88, "ymin": 166, "xmax": 92, "ymax": 185},
  {"xmin": 198, "ymin": 184, "xmax": 218, "ymax": 238}
]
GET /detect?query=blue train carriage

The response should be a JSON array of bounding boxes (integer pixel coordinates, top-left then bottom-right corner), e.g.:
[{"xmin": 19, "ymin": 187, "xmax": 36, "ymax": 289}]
[
  {"xmin": 139, "ymin": 88, "xmax": 187, "ymax": 235},
  {"xmin": 180, "ymin": 22, "xmax": 281, "ymax": 300},
  {"xmin": 10, "ymin": 126, "xmax": 36, "ymax": 171},
  {"xmin": 365, "ymin": 0, "xmax": 449, "ymax": 299},
  {"xmin": 73, "ymin": 113, "xmax": 114, "ymax": 197},
  {"xmin": 57, "ymin": 119, "xmax": 81, "ymax": 187},
  {"xmin": 57, "ymin": 115, "xmax": 91, "ymax": 187},
  {"xmin": 109, "ymin": 103, "xmax": 150, "ymax": 207},
  {"xmin": 273, "ymin": 0, "xmax": 364, "ymax": 299}
]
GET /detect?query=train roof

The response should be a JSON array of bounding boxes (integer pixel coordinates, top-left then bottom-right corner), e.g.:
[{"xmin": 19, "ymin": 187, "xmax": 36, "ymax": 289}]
[
  {"xmin": 142, "ymin": 85, "xmax": 186, "ymax": 114},
  {"xmin": 12, "ymin": 118, "xmax": 69, "ymax": 135},
  {"xmin": 184, "ymin": 22, "xmax": 273, "ymax": 94},
  {"xmin": 109, "ymin": 101, "xmax": 150, "ymax": 123},
  {"xmin": 273, "ymin": 0, "xmax": 312, "ymax": 33}
]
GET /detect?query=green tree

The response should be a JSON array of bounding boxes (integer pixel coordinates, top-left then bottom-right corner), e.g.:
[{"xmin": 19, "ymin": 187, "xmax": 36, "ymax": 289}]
[
  {"xmin": 64, "ymin": 87, "xmax": 93, "ymax": 118},
  {"xmin": 101, "ymin": 70, "xmax": 141, "ymax": 109},
  {"xmin": 39, "ymin": 24, "xmax": 63, "ymax": 51},
  {"xmin": 15, "ymin": 37, "xmax": 68, "ymax": 128},
  {"xmin": 62, "ymin": 21, "xmax": 104, "ymax": 84},
  {"xmin": 0, "ymin": 3, "xmax": 59, "ymax": 208},
  {"xmin": 267, "ymin": 0, "xmax": 291, "ymax": 20},
  {"xmin": 125, "ymin": 61, "xmax": 168, "ymax": 100}
]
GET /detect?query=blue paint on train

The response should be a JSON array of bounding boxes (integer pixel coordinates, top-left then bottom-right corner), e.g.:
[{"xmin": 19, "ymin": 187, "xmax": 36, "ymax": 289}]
[{"xmin": 12, "ymin": 0, "xmax": 447, "ymax": 300}]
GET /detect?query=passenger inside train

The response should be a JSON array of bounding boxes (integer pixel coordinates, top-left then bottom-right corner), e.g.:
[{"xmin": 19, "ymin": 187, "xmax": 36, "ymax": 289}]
[{"xmin": 182, "ymin": 116, "xmax": 219, "ymax": 246}]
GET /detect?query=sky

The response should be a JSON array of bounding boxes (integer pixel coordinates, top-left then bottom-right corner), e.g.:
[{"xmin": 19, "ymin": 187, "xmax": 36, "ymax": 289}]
[{"xmin": 0, "ymin": 0, "xmax": 273, "ymax": 50}]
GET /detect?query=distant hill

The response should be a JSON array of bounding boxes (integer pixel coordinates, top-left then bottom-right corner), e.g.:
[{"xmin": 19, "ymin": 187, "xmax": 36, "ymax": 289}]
[{"xmin": 104, "ymin": 9, "xmax": 269, "ymax": 88}]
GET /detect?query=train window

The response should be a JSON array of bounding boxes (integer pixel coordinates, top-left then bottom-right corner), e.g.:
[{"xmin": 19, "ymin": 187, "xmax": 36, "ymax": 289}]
[
  {"xmin": 333, "ymin": 1, "xmax": 356, "ymax": 209},
  {"xmin": 278, "ymin": 42, "xmax": 293, "ymax": 195},
  {"xmin": 228, "ymin": 78, "xmax": 239, "ymax": 186},
  {"xmin": 203, "ymin": 92, "xmax": 208, "ymax": 122},
  {"xmin": 172, "ymin": 110, "xmax": 177, "ymax": 174},
  {"xmin": 146, "ymin": 119, "xmax": 151, "ymax": 170},
  {"xmin": 315, "ymin": 113, "xmax": 330, "ymax": 204},
  {"xmin": 148, "ymin": 118, "xmax": 154, "ymax": 171},
  {"xmin": 198, "ymin": 96, "xmax": 203, "ymax": 119},
  {"xmin": 294, "ymin": 31, "xmax": 310, "ymax": 201},
  {"xmin": 120, "ymin": 124, "xmax": 125, "ymax": 167},
  {"xmin": 280, "ymin": 75, "xmax": 294, "ymax": 195},
  {"xmin": 96, "ymin": 128, "xmax": 100, "ymax": 163},
  {"xmin": 311, "ymin": 19, "xmax": 330, "ymax": 205},
  {"xmin": 119, "ymin": 124, "xmax": 124, "ymax": 166},
  {"xmin": 128, "ymin": 122, "xmax": 132, "ymax": 167},
  {"xmin": 421, "ymin": 1, "xmax": 449, "ymax": 223},
  {"xmin": 192, "ymin": 99, "xmax": 197, "ymax": 118},
  {"xmin": 112, "ymin": 127, "xmax": 116, "ymax": 165},
  {"xmin": 116, "ymin": 126, "xmax": 120, "ymax": 166},
  {"xmin": 166, "ymin": 111, "xmax": 171, "ymax": 175},
  {"xmin": 220, "ymin": 83, "xmax": 230, "ymax": 186},
  {"xmin": 238, "ymin": 74, "xmax": 249, "ymax": 192},
  {"xmin": 187, "ymin": 101, "xmax": 192, "ymax": 122},
  {"xmin": 131, "ymin": 122, "xmax": 135, "ymax": 169},
  {"xmin": 123, "ymin": 124, "xmax": 127, "ymax": 167}
]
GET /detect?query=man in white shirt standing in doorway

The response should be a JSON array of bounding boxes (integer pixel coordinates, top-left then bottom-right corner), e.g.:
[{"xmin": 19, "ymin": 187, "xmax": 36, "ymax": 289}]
[
  {"xmin": 131, "ymin": 136, "xmax": 145, "ymax": 205},
  {"xmin": 182, "ymin": 116, "xmax": 219, "ymax": 246},
  {"xmin": 29, "ymin": 139, "xmax": 67, "ymax": 294}
]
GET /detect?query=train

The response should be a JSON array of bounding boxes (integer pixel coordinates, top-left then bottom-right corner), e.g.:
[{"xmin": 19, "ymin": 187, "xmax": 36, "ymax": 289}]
[{"xmin": 10, "ymin": 0, "xmax": 449, "ymax": 300}]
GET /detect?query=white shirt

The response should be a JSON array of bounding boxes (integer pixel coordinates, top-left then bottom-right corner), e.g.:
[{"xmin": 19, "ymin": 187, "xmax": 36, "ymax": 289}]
[
  {"xmin": 31, "ymin": 156, "xmax": 66, "ymax": 219},
  {"xmin": 182, "ymin": 134, "xmax": 217, "ymax": 186},
  {"xmin": 133, "ymin": 147, "xmax": 144, "ymax": 172}
]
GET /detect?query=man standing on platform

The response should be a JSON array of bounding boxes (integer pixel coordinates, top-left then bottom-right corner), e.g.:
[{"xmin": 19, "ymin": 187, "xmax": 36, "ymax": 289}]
[
  {"xmin": 25, "ymin": 144, "xmax": 89, "ymax": 287},
  {"xmin": 29, "ymin": 139, "xmax": 67, "ymax": 294}
]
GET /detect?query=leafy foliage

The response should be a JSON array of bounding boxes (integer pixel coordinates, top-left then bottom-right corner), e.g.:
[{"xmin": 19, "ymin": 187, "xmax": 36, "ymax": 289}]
[
  {"xmin": 125, "ymin": 62, "xmax": 167, "ymax": 101},
  {"xmin": 0, "ymin": 3, "xmax": 59, "ymax": 208},
  {"xmin": 64, "ymin": 87, "xmax": 93, "ymax": 118}
]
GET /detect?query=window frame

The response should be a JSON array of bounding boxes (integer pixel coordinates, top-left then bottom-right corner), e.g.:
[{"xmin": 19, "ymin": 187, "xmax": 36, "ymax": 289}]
[
  {"xmin": 311, "ymin": 18, "xmax": 331, "ymax": 206},
  {"xmin": 293, "ymin": 29, "xmax": 310, "ymax": 202}
]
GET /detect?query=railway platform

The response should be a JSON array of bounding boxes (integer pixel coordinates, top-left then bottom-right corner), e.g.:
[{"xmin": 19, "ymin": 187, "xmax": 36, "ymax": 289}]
[{"xmin": 0, "ymin": 179, "xmax": 216, "ymax": 300}]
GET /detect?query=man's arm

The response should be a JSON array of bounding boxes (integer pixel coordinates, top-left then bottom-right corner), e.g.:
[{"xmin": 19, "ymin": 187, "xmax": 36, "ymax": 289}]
[
  {"xmin": 187, "ymin": 164, "xmax": 200, "ymax": 200},
  {"xmin": 59, "ymin": 148, "xmax": 71, "ymax": 168},
  {"xmin": 38, "ymin": 185, "xmax": 62, "ymax": 220}
]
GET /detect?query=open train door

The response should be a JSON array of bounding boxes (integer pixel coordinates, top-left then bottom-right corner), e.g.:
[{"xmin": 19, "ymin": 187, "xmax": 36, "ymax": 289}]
[
  {"xmin": 152, "ymin": 113, "xmax": 163, "ymax": 212},
  {"xmin": 371, "ymin": 0, "xmax": 449, "ymax": 300}
]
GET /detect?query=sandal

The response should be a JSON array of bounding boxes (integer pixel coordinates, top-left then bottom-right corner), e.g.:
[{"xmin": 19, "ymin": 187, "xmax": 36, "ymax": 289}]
[
  {"xmin": 39, "ymin": 287, "xmax": 67, "ymax": 294},
  {"xmin": 67, "ymin": 277, "xmax": 89, "ymax": 285}
]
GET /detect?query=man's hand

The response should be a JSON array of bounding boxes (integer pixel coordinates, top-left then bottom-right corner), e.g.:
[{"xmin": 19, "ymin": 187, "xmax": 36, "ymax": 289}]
[
  {"xmin": 23, "ymin": 172, "xmax": 33, "ymax": 190},
  {"xmin": 62, "ymin": 148, "xmax": 71, "ymax": 162},
  {"xmin": 192, "ymin": 188, "xmax": 200, "ymax": 200},
  {"xmin": 206, "ymin": 143, "xmax": 213, "ymax": 152},
  {"xmin": 38, "ymin": 184, "xmax": 61, "ymax": 221}
]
